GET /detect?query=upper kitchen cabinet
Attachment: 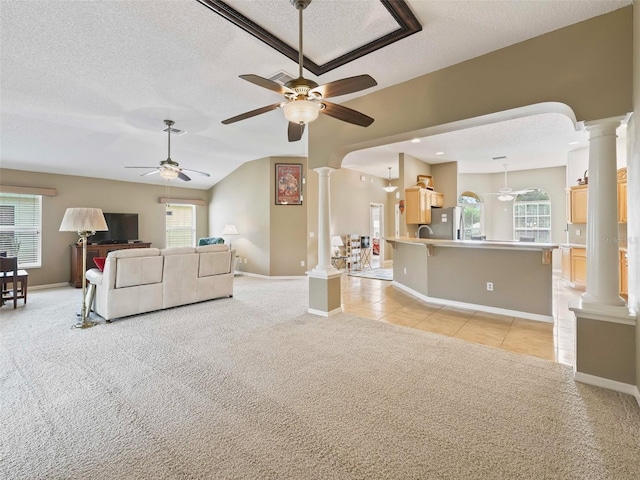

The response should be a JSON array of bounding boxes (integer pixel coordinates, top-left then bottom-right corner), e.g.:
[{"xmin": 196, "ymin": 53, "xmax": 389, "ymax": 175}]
[
  {"xmin": 617, "ymin": 167, "xmax": 627, "ymax": 224},
  {"xmin": 405, "ymin": 187, "xmax": 432, "ymax": 224},
  {"xmin": 566, "ymin": 185, "xmax": 587, "ymax": 224}
]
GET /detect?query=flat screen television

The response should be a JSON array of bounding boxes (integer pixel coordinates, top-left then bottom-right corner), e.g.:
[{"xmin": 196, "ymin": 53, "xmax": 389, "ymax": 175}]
[{"xmin": 91, "ymin": 213, "xmax": 139, "ymax": 244}]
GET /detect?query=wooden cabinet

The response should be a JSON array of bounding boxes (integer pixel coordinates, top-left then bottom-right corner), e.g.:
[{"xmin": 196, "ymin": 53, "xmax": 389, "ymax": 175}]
[
  {"xmin": 620, "ymin": 250, "xmax": 628, "ymax": 297},
  {"xmin": 560, "ymin": 246, "xmax": 571, "ymax": 281},
  {"xmin": 70, "ymin": 242, "xmax": 151, "ymax": 287},
  {"xmin": 570, "ymin": 247, "xmax": 586, "ymax": 290},
  {"xmin": 429, "ymin": 191, "xmax": 444, "ymax": 208},
  {"xmin": 567, "ymin": 185, "xmax": 587, "ymax": 224},
  {"xmin": 405, "ymin": 187, "xmax": 434, "ymax": 224},
  {"xmin": 618, "ymin": 182, "xmax": 627, "ymax": 223}
]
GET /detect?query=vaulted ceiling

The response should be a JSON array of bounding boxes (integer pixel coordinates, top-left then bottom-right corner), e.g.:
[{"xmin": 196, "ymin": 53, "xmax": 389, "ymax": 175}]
[{"xmin": 0, "ymin": 0, "xmax": 631, "ymax": 189}]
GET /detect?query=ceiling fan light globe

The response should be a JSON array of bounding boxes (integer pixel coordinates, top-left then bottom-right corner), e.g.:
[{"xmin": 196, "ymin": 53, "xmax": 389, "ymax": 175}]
[
  {"xmin": 498, "ymin": 194, "xmax": 513, "ymax": 202},
  {"xmin": 159, "ymin": 168, "xmax": 179, "ymax": 180},
  {"xmin": 283, "ymin": 100, "xmax": 320, "ymax": 124},
  {"xmin": 383, "ymin": 185, "xmax": 398, "ymax": 193}
]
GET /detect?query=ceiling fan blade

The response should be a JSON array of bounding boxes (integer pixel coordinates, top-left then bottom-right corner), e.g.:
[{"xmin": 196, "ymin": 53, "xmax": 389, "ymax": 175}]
[
  {"xmin": 177, "ymin": 171, "xmax": 191, "ymax": 181},
  {"xmin": 310, "ymin": 74, "xmax": 377, "ymax": 99},
  {"xmin": 181, "ymin": 168, "xmax": 211, "ymax": 177},
  {"xmin": 239, "ymin": 74, "xmax": 295, "ymax": 96},
  {"xmin": 125, "ymin": 166, "xmax": 158, "ymax": 169},
  {"xmin": 320, "ymin": 101, "xmax": 374, "ymax": 127},
  {"xmin": 221, "ymin": 103, "xmax": 282, "ymax": 125},
  {"xmin": 288, "ymin": 122, "xmax": 305, "ymax": 142},
  {"xmin": 141, "ymin": 170, "xmax": 160, "ymax": 177}
]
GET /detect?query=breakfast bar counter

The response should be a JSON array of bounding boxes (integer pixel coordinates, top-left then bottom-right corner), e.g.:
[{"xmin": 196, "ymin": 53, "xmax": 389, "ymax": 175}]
[{"xmin": 385, "ymin": 237, "xmax": 559, "ymax": 322}]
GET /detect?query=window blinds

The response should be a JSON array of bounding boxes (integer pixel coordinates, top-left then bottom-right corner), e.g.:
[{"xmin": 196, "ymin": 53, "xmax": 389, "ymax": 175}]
[
  {"xmin": 0, "ymin": 193, "xmax": 42, "ymax": 267},
  {"xmin": 165, "ymin": 203, "xmax": 195, "ymax": 248}
]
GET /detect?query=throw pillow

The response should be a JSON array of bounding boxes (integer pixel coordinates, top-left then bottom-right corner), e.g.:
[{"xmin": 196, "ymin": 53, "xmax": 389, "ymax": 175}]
[{"xmin": 93, "ymin": 257, "xmax": 106, "ymax": 271}]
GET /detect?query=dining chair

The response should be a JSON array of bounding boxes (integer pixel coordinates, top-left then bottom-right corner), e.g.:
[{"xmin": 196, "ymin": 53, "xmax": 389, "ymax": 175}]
[{"xmin": 0, "ymin": 256, "xmax": 19, "ymax": 309}]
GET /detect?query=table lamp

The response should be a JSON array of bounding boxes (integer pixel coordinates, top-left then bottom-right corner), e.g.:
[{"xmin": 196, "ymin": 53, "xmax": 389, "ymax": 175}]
[
  {"xmin": 60, "ymin": 208, "xmax": 108, "ymax": 329},
  {"xmin": 331, "ymin": 235, "xmax": 344, "ymax": 256}
]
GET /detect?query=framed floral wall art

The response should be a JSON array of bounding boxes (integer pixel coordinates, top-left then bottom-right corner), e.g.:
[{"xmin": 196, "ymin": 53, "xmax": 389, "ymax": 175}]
[{"xmin": 275, "ymin": 163, "xmax": 303, "ymax": 205}]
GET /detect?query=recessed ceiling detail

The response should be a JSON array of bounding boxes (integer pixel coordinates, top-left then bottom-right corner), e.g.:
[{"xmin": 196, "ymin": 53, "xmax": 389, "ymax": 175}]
[{"xmin": 196, "ymin": 0, "xmax": 422, "ymax": 76}]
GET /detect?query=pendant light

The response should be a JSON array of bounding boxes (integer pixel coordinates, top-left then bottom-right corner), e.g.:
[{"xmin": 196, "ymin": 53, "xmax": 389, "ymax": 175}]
[{"xmin": 383, "ymin": 167, "xmax": 398, "ymax": 193}]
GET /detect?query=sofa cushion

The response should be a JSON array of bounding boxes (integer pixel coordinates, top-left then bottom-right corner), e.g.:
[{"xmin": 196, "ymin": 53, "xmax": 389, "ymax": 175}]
[
  {"xmin": 115, "ymin": 255, "xmax": 164, "ymax": 289},
  {"xmin": 198, "ymin": 251, "xmax": 231, "ymax": 277},
  {"xmin": 108, "ymin": 248, "xmax": 161, "ymax": 259},
  {"xmin": 161, "ymin": 247, "xmax": 196, "ymax": 256},
  {"xmin": 196, "ymin": 244, "xmax": 229, "ymax": 254}
]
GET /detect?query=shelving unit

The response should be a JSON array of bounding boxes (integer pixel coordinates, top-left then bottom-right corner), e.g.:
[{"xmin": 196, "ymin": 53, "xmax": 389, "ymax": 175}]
[{"xmin": 345, "ymin": 234, "xmax": 361, "ymax": 272}]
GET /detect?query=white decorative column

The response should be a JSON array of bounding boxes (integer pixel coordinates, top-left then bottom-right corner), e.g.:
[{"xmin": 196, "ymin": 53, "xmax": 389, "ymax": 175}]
[
  {"xmin": 581, "ymin": 118, "xmax": 625, "ymax": 307},
  {"xmin": 569, "ymin": 116, "xmax": 635, "ymax": 394},
  {"xmin": 311, "ymin": 166, "xmax": 337, "ymax": 274},
  {"xmin": 308, "ymin": 166, "xmax": 342, "ymax": 317}
]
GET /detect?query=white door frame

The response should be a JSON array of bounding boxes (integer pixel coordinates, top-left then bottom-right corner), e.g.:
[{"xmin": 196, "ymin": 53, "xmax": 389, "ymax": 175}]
[{"xmin": 370, "ymin": 203, "xmax": 384, "ymax": 266}]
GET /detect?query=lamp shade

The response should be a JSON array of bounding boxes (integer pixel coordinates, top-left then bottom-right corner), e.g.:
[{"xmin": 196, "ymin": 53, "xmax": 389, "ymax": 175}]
[
  {"xmin": 283, "ymin": 100, "xmax": 321, "ymax": 124},
  {"xmin": 221, "ymin": 224, "xmax": 239, "ymax": 235},
  {"xmin": 59, "ymin": 208, "xmax": 108, "ymax": 232},
  {"xmin": 331, "ymin": 235, "xmax": 344, "ymax": 247}
]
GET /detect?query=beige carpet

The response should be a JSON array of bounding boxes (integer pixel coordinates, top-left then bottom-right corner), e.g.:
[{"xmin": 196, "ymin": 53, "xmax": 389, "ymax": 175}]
[{"xmin": 1, "ymin": 276, "xmax": 639, "ymax": 479}]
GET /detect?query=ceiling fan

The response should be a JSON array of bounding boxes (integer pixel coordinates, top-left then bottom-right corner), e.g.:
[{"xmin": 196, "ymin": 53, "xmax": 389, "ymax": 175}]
[
  {"xmin": 221, "ymin": 0, "xmax": 377, "ymax": 142},
  {"xmin": 125, "ymin": 120, "xmax": 210, "ymax": 182},
  {"xmin": 486, "ymin": 163, "xmax": 533, "ymax": 202}
]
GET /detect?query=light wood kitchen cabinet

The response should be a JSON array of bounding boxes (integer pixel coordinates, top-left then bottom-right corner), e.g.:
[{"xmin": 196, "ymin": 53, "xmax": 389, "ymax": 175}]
[
  {"xmin": 405, "ymin": 187, "xmax": 432, "ymax": 224},
  {"xmin": 570, "ymin": 247, "xmax": 587, "ymax": 290},
  {"xmin": 561, "ymin": 246, "xmax": 571, "ymax": 281},
  {"xmin": 567, "ymin": 185, "xmax": 587, "ymax": 224},
  {"xmin": 618, "ymin": 167, "xmax": 627, "ymax": 223},
  {"xmin": 620, "ymin": 250, "xmax": 628, "ymax": 297},
  {"xmin": 429, "ymin": 191, "xmax": 444, "ymax": 208}
]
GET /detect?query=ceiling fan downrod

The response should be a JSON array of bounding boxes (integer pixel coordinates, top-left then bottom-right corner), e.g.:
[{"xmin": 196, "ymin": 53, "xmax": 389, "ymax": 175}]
[
  {"xmin": 165, "ymin": 119, "xmax": 174, "ymax": 162},
  {"xmin": 291, "ymin": 0, "xmax": 311, "ymax": 79}
]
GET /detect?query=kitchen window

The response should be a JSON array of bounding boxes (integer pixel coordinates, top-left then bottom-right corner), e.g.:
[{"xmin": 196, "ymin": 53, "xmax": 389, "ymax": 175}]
[
  {"xmin": 513, "ymin": 189, "xmax": 551, "ymax": 242},
  {"xmin": 458, "ymin": 191, "xmax": 484, "ymax": 240}
]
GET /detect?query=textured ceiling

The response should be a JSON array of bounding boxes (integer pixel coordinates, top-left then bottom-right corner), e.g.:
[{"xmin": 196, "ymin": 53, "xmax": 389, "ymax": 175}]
[{"xmin": 0, "ymin": 0, "xmax": 632, "ymax": 189}]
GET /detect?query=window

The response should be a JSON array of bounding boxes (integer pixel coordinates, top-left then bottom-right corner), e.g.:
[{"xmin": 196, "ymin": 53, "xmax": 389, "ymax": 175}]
[
  {"xmin": 165, "ymin": 203, "xmax": 195, "ymax": 248},
  {"xmin": 0, "ymin": 193, "xmax": 42, "ymax": 268},
  {"xmin": 513, "ymin": 189, "xmax": 551, "ymax": 242},
  {"xmin": 458, "ymin": 191, "xmax": 484, "ymax": 240}
]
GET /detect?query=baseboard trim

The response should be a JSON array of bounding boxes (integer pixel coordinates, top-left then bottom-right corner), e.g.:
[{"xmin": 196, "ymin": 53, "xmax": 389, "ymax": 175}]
[
  {"xmin": 237, "ymin": 272, "xmax": 305, "ymax": 280},
  {"xmin": 390, "ymin": 281, "xmax": 553, "ymax": 323},
  {"xmin": 29, "ymin": 282, "xmax": 70, "ymax": 291},
  {"xmin": 308, "ymin": 307, "xmax": 342, "ymax": 318},
  {"xmin": 573, "ymin": 371, "xmax": 639, "ymax": 398}
]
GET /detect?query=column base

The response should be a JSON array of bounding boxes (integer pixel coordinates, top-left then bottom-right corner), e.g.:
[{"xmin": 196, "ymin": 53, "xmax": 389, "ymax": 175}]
[
  {"xmin": 307, "ymin": 270, "xmax": 342, "ymax": 317},
  {"xmin": 569, "ymin": 299, "xmax": 636, "ymax": 388},
  {"xmin": 580, "ymin": 292, "xmax": 627, "ymax": 308}
]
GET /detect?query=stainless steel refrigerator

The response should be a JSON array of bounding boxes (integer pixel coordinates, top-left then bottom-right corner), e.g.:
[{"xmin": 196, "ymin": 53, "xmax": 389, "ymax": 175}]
[{"xmin": 418, "ymin": 206, "xmax": 464, "ymax": 240}]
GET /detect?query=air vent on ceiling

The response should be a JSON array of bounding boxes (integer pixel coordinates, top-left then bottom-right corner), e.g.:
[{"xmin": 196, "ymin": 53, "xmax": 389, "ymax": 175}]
[
  {"xmin": 492, "ymin": 156, "xmax": 507, "ymax": 161},
  {"xmin": 268, "ymin": 70, "xmax": 294, "ymax": 86},
  {"xmin": 162, "ymin": 126, "xmax": 186, "ymax": 136}
]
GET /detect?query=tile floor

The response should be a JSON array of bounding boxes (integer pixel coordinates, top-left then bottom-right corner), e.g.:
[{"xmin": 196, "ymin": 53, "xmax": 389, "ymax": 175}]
[{"xmin": 341, "ymin": 271, "xmax": 582, "ymax": 366}]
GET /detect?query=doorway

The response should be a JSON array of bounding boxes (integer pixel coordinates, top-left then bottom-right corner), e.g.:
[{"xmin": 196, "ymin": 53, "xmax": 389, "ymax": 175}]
[{"xmin": 370, "ymin": 203, "xmax": 383, "ymax": 269}]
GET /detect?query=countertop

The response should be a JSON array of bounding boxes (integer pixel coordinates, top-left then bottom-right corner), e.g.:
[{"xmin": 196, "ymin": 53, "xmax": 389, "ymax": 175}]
[
  {"xmin": 385, "ymin": 236, "xmax": 558, "ymax": 251},
  {"xmin": 560, "ymin": 243, "xmax": 627, "ymax": 252}
]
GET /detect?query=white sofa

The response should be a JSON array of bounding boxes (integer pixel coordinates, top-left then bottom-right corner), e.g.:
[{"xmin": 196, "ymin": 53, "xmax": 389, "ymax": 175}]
[{"xmin": 86, "ymin": 245, "xmax": 235, "ymax": 321}]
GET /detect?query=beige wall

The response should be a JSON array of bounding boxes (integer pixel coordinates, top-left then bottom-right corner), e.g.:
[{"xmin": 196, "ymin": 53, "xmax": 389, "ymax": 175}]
[
  {"xmin": 0, "ymin": 168, "xmax": 208, "ymax": 286},
  {"xmin": 329, "ymin": 167, "xmax": 390, "ymax": 262},
  {"xmin": 431, "ymin": 162, "xmax": 458, "ymax": 208},
  {"xmin": 631, "ymin": 0, "xmax": 639, "ymax": 392},
  {"xmin": 209, "ymin": 156, "xmax": 308, "ymax": 276}
]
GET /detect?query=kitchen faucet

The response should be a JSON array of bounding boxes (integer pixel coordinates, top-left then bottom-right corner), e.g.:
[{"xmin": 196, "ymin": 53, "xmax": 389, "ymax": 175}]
[{"xmin": 416, "ymin": 224, "xmax": 433, "ymax": 238}]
